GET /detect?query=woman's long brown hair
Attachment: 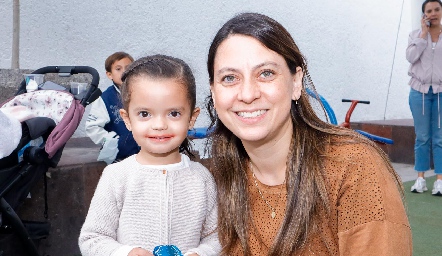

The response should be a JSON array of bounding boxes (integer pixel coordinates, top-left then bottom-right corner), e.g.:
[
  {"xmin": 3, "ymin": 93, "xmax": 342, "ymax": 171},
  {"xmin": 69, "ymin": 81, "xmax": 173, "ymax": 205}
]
[{"xmin": 206, "ymin": 12, "xmax": 404, "ymax": 255}]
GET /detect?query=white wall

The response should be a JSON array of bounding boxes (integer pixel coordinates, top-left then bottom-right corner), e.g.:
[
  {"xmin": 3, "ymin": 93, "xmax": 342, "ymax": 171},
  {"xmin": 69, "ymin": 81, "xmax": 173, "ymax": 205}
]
[
  {"xmin": 0, "ymin": 0, "xmax": 14, "ymax": 67},
  {"xmin": 0, "ymin": 0, "xmax": 416, "ymax": 140}
]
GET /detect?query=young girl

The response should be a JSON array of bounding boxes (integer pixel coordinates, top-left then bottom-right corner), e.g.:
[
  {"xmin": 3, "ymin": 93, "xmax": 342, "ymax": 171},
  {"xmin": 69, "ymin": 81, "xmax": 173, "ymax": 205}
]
[{"xmin": 79, "ymin": 55, "xmax": 220, "ymax": 256}]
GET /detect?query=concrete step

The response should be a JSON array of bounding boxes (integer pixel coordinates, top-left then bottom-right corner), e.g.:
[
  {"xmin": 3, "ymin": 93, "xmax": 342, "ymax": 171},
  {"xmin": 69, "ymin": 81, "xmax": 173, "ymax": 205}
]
[{"xmin": 351, "ymin": 119, "xmax": 415, "ymax": 164}]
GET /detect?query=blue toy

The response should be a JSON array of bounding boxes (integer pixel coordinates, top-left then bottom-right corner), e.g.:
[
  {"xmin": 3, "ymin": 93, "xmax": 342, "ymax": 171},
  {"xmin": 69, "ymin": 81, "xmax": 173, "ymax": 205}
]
[{"xmin": 153, "ymin": 245, "xmax": 183, "ymax": 256}]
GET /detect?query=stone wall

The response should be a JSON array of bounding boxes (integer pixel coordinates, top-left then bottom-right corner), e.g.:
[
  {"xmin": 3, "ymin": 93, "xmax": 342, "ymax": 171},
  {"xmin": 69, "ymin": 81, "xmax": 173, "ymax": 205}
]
[{"xmin": 0, "ymin": 69, "xmax": 32, "ymax": 103}]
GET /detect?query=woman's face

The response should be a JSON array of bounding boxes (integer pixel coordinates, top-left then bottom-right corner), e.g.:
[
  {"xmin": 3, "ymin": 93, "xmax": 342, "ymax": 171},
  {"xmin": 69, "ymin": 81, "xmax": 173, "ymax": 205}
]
[
  {"xmin": 210, "ymin": 35, "xmax": 302, "ymax": 144},
  {"xmin": 424, "ymin": 1, "xmax": 442, "ymax": 26}
]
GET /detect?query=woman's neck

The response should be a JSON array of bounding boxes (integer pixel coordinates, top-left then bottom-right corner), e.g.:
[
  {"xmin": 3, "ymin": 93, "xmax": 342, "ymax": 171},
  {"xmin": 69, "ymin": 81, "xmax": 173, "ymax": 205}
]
[
  {"xmin": 243, "ymin": 122, "xmax": 292, "ymax": 186},
  {"xmin": 430, "ymin": 24, "xmax": 442, "ymax": 32}
]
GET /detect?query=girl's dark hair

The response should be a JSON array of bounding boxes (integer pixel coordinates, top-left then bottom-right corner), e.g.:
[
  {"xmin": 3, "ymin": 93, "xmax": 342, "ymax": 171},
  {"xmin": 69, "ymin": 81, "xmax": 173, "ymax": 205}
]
[
  {"xmin": 422, "ymin": 0, "xmax": 442, "ymax": 13},
  {"xmin": 120, "ymin": 54, "xmax": 197, "ymax": 156},
  {"xmin": 206, "ymin": 12, "xmax": 403, "ymax": 256}
]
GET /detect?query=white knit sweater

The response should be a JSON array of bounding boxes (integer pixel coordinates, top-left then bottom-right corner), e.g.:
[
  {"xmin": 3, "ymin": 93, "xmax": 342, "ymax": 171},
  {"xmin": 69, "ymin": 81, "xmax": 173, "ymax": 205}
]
[{"xmin": 79, "ymin": 154, "xmax": 220, "ymax": 256}]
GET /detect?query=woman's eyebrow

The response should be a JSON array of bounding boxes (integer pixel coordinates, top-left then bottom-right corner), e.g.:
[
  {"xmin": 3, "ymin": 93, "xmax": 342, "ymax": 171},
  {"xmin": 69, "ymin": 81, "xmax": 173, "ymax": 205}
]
[
  {"xmin": 216, "ymin": 67, "xmax": 239, "ymax": 76},
  {"xmin": 252, "ymin": 61, "xmax": 279, "ymax": 70},
  {"xmin": 216, "ymin": 61, "xmax": 280, "ymax": 75}
]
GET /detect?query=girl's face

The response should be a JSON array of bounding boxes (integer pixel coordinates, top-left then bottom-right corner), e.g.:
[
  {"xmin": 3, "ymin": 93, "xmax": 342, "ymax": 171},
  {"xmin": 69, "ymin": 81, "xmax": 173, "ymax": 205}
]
[
  {"xmin": 120, "ymin": 77, "xmax": 200, "ymax": 165},
  {"xmin": 424, "ymin": 2, "xmax": 442, "ymax": 26},
  {"xmin": 210, "ymin": 35, "xmax": 302, "ymax": 145},
  {"xmin": 106, "ymin": 57, "xmax": 133, "ymax": 86}
]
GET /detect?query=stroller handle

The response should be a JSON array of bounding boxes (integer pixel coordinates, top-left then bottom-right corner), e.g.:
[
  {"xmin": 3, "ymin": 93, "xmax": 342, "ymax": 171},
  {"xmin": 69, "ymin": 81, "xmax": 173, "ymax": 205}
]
[
  {"xmin": 16, "ymin": 66, "xmax": 101, "ymax": 107},
  {"xmin": 16, "ymin": 66, "xmax": 100, "ymax": 94}
]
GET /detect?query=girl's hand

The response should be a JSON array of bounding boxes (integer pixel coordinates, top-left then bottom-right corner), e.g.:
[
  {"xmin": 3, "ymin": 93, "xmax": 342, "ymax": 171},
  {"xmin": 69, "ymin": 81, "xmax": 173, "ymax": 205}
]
[{"xmin": 128, "ymin": 247, "xmax": 154, "ymax": 256}]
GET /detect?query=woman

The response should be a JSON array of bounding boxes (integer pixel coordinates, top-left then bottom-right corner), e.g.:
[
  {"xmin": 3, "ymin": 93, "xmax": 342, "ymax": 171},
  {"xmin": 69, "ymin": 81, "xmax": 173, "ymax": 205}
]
[
  {"xmin": 407, "ymin": 0, "xmax": 442, "ymax": 195},
  {"xmin": 207, "ymin": 12, "xmax": 412, "ymax": 255}
]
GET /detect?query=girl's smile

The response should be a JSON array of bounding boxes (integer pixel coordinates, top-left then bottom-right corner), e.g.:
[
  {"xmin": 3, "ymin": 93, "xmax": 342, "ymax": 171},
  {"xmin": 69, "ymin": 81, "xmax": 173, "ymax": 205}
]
[{"xmin": 146, "ymin": 134, "xmax": 174, "ymax": 141}]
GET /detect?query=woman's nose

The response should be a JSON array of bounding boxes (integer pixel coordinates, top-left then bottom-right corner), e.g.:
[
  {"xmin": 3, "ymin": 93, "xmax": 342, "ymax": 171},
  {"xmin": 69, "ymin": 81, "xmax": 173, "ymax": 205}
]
[{"xmin": 238, "ymin": 79, "xmax": 260, "ymax": 103}]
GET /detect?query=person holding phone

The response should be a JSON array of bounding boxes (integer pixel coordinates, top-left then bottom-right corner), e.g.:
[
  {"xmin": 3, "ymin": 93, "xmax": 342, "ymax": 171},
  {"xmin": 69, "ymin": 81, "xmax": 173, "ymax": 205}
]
[{"xmin": 406, "ymin": 0, "xmax": 442, "ymax": 195}]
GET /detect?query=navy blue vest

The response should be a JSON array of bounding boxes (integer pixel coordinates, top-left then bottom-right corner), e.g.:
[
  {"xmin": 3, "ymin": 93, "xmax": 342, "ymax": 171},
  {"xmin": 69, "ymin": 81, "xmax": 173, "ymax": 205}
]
[{"xmin": 102, "ymin": 85, "xmax": 139, "ymax": 159}]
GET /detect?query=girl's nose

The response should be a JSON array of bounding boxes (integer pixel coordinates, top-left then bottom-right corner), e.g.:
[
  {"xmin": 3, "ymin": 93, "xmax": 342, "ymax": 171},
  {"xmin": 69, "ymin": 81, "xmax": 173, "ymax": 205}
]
[
  {"xmin": 238, "ymin": 79, "xmax": 260, "ymax": 103},
  {"xmin": 151, "ymin": 116, "xmax": 168, "ymax": 130}
]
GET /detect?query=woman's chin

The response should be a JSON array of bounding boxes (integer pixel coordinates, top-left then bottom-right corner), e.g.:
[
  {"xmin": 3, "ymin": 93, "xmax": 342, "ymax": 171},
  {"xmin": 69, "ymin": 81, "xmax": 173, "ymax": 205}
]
[{"xmin": 232, "ymin": 129, "xmax": 270, "ymax": 143}]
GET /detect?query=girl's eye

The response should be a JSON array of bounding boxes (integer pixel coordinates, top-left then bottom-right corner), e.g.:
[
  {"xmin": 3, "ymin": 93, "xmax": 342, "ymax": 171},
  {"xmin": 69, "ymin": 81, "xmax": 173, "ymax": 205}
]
[
  {"xmin": 169, "ymin": 111, "xmax": 181, "ymax": 118},
  {"xmin": 138, "ymin": 111, "xmax": 151, "ymax": 118},
  {"xmin": 259, "ymin": 70, "xmax": 275, "ymax": 79}
]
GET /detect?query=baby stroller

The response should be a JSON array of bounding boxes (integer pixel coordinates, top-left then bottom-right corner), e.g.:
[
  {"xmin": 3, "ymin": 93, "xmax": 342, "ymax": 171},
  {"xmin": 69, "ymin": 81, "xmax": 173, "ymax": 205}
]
[{"xmin": 0, "ymin": 66, "xmax": 101, "ymax": 255}]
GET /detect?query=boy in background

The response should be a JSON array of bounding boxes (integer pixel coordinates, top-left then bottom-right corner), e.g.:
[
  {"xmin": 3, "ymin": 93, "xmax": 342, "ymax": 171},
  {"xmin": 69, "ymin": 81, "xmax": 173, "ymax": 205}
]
[{"xmin": 86, "ymin": 51, "xmax": 139, "ymax": 164}]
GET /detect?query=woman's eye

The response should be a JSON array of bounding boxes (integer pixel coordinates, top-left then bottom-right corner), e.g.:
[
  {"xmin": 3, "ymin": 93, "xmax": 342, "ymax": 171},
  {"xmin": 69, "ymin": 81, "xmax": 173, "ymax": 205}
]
[
  {"xmin": 169, "ymin": 111, "xmax": 181, "ymax": 118},
  {"xmin": 138, "ymin": 111, "xmax": 150, "ymax": 118},
  {"xmin": 221, "ymin": 75, "xmax": 237, "ymax": 83},
  {"xmin": 259, "ymin": 70, "xmax": 275, "ymax": 79}
]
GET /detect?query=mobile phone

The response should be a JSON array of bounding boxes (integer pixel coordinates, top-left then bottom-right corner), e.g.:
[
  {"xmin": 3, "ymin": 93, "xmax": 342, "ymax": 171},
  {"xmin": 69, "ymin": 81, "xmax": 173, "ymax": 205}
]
[{"xmin": 424, "ymin": 14, "xmax": 431, "ymax": 27}]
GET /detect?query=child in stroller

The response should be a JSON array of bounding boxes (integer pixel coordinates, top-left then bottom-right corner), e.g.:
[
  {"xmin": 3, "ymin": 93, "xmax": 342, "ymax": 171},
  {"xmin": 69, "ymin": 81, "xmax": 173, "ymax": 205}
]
[{"xmin": 0, "ymin": 66, "xmax": 101, "ymax": 256}]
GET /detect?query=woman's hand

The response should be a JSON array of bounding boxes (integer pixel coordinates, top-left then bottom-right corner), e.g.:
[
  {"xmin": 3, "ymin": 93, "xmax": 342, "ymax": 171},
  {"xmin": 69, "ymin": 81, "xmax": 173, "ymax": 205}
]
[
  {"xmin": 420, "ymin": 15, "xmax": 430, "ymax": 38},
  {"xmin": 128, "ymin": 247, "xmax": 154, "ymax": 256}
]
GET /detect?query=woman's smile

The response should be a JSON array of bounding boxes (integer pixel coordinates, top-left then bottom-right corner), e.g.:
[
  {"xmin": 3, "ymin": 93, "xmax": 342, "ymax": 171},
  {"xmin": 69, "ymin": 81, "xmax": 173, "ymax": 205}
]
[{"xmin": 236, "ymin": 109, "xmax": 267, "ymax": 118}]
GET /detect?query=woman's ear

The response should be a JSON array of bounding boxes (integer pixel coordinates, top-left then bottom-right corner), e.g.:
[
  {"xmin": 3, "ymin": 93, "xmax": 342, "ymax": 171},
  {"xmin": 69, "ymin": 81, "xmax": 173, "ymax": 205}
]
[
  {"xmin": 189, "ymin": 107, "xmax": 201, "ymax": 130},
  {"xmin": 119, "ymin": 109, "xmax": 132, "ymax": 131},
  {"xmin": 292, "ymin": 67, "xmax": 303, "ymax": 101}
]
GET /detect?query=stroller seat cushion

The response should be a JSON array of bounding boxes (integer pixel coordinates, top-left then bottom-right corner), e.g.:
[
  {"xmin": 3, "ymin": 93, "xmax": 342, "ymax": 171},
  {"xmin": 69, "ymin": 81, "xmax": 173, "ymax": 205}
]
[{"xmin": 1, "ymin": 90, "xmax": 74, "ymax": 125}]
